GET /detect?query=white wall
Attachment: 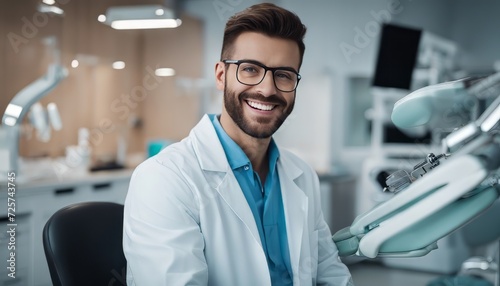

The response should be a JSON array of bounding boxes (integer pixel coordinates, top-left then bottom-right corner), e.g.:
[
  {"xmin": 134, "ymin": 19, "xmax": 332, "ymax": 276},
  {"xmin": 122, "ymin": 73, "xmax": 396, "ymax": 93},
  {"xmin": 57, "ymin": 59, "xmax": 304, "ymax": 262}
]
[
  {"xmin": 450, "ymin": 0, "xmax": 500, "ymax": 72},
  {"xmin": 182, "ymin": 0, "xmax": 500, "ymax": 173}
]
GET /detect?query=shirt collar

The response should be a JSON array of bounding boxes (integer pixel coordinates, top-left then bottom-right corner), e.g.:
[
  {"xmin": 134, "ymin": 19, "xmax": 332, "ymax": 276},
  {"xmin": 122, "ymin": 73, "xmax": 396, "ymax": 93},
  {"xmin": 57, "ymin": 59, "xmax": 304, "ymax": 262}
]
[
  {"xmin": 267, "ymin": 137, "xmax": 280, "ymax": 175},
  {"xmin": 210, "ymin": 114, "xmax": 280, "ymax": 171}
]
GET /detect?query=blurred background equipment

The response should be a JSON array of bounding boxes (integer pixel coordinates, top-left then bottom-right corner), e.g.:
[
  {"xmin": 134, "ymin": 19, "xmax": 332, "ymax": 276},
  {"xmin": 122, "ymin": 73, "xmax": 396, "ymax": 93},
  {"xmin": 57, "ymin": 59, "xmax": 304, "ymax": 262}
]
[
  {"xmin": 340, "ymin": 71, "xmax": 500, "ymax": 283},
  {"xmin": 0, "ymin": 36, "xmax": 67, "ymax": 177}
]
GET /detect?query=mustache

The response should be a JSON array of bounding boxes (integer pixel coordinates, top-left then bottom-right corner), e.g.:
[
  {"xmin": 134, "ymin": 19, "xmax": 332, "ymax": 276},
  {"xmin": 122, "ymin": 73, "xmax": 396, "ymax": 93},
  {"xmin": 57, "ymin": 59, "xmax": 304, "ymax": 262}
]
[{"xmin": 239, "ymin": 92, "xmax": 287, "ymax": 106}]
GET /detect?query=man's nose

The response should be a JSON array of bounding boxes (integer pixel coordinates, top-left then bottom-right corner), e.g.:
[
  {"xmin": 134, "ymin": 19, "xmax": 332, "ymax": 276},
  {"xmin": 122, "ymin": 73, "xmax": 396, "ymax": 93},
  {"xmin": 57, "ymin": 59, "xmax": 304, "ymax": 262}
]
[{"xmin": 255, "ymin": 70, "xmax": 278, "ymax": 96}]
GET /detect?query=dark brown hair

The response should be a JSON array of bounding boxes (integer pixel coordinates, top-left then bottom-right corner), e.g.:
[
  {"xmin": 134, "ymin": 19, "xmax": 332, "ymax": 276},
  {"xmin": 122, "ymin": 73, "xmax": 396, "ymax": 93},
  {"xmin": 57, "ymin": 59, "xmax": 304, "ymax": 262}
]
[{"xmin": 221, "ymin": 3, "xmax": 307, "ymax": 69}]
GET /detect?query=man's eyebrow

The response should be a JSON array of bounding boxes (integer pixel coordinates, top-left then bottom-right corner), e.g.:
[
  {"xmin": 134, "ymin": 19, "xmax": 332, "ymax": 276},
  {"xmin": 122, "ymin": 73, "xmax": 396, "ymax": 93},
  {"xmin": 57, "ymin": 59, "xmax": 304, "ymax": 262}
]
[
  {"xmin": 278, "ymin": 66, "xmax": 299, "ymax": 73},
  {"xmin": 240, "ymin": 59, "xmax": 298, "ymax": 73}
]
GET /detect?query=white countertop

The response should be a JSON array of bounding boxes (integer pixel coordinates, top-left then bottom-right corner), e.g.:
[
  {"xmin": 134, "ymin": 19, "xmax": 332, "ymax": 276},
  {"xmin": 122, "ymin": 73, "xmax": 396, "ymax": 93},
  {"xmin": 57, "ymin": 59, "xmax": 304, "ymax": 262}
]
[
  {"xmin": 1, "ymin": 157, "xmax": 352, "ymax": 192},
  {"xmin": 0, "ymin": 157, "xmax": 135, "ymax": 192}
]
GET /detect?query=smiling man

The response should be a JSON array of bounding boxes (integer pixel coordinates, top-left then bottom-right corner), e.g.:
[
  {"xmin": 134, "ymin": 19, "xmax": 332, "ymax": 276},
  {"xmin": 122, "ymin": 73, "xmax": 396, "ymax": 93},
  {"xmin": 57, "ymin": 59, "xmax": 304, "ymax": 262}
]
[{"xmin": 123, "ymin": 3, "xmax": 354, "ymax": 286}]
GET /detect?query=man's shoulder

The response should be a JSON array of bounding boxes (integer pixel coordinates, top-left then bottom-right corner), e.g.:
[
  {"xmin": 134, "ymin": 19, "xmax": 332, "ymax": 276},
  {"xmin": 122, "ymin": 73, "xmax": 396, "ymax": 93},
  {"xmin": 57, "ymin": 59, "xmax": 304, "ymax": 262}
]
[
  {"xmin": 280, "ymin": 148, "xmax": 311, "ymax": 166},
  {"xmin": 154, "ymin": 137, "xmax": 198, "ymax": 168},
  {"xmin": 133, "ymin": 136, "xmax": 198, "ymax": 175},
  {"xmin": 279, "ymin": 148, "xmax": 316, "ymax": 176}
]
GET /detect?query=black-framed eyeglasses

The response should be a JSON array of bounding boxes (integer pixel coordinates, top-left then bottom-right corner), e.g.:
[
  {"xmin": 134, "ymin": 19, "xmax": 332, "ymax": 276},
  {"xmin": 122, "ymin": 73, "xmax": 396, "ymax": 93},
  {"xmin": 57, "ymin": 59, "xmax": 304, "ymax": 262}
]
[{"xmin": 223, "ymin": 59, "xmax": 301, "ymax": 92}]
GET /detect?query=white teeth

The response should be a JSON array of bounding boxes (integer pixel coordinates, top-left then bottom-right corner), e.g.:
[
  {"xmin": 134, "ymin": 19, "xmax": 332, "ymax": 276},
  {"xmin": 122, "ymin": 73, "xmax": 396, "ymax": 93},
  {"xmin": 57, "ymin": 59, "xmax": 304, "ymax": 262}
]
[{"xmin": 247, "ymin": 100, "xmax": 274, "ymax": 111}]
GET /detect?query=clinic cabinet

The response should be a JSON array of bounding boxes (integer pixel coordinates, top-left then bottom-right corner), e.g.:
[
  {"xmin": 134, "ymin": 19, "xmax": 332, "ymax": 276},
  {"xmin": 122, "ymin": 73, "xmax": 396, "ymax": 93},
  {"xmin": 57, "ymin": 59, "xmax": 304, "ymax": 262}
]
[{"xmin": 0, "ymin": 170, "xmax": 132, "ymax": 286}]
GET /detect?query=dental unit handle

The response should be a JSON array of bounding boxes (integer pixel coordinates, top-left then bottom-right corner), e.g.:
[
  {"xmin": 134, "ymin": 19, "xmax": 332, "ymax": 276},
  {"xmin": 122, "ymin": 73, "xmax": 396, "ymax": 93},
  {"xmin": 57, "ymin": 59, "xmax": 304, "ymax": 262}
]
[{"xmin": 444, "ymin": 89, "xmax": 500, "ymax": 153}]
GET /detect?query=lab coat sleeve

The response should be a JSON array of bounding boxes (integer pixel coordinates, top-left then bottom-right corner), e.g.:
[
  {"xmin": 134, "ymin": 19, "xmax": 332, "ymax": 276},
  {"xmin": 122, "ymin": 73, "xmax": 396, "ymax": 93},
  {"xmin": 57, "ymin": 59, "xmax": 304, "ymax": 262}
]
[
  {"xmin": 123, "ymin": 157, "xmax": 208, "ymax": 285},
  {"xmin": 312, "ymin": 173, "xmax": 355, "ymax": 286}
]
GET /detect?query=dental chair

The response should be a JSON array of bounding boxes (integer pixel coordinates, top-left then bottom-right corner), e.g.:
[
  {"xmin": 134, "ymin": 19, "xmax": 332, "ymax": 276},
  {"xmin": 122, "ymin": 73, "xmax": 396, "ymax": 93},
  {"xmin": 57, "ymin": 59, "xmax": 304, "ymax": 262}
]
[{"xmin": 333, "ymin": 73, "xmax": 500, "ymax": 284}]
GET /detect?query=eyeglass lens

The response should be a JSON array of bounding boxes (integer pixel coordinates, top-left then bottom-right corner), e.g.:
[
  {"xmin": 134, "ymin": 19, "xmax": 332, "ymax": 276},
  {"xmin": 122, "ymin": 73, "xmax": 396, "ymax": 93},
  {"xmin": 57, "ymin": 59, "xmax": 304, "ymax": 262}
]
[{"xmin": 236, "ymin": 62, "xmax": 298, "ymax": 92}]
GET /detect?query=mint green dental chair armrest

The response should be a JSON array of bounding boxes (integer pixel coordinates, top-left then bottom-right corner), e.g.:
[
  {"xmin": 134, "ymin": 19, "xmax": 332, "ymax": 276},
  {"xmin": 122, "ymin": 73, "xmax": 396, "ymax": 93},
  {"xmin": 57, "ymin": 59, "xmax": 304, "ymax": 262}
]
[
  {"xmin": 332, "ymin": 227, "xmax": 359, "ymax": 257},
  {"xmin": 332, "ymin": 186, "xmax": 499, "ymax": 258}
]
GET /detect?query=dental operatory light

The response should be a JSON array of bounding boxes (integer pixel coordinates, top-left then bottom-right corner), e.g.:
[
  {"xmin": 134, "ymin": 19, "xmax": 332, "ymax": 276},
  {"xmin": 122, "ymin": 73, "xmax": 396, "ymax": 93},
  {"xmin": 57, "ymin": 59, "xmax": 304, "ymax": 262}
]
[
  {"xmin": 101, "ymin": 5, "xmax": 182, "ymax": 30},
  {"xmin": 155, "ymin": 68, "xmax": 176, "ymax": 77},
  {"xmin": 112, "ymin": 61, "xmax": 126, "ymax": 70}
]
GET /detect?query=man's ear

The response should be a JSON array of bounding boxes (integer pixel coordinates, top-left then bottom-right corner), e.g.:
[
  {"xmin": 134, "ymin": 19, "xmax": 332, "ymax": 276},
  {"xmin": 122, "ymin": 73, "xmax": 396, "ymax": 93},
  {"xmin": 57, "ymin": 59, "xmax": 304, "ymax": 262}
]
[{"xmin": 215, "ymin": 62, "xmax": 225, "ymax": 91}]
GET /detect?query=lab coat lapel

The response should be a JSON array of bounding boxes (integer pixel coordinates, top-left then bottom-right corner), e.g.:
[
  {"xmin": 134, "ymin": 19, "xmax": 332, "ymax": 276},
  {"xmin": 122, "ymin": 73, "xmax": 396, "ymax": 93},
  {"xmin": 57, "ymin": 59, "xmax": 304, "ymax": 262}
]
[
  {"xmin": 215, "ymin": 172, "xmax": 263, "ymax": 247},
  {"xmin": 190, "ymin": 115, "xmax": 263, "ymax": 248},
  {"xmin": 278, "ymin": 153, "xmax": 308, "ymax": 280}
]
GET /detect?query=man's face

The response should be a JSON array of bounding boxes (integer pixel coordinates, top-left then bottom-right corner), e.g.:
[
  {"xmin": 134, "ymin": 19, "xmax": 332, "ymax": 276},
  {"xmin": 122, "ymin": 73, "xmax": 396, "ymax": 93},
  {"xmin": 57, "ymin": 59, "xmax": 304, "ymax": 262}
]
[{"xmin": 216, "ymin": 32, "xmax": 300, "ymax": 139}]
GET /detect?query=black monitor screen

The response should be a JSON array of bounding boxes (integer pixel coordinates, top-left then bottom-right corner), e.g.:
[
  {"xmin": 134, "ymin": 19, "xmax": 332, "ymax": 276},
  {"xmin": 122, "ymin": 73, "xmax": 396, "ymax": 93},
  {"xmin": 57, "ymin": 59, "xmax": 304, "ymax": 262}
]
[{"xmin": 372, "ymin": 24, "xmax": 422, "ymax": 90}]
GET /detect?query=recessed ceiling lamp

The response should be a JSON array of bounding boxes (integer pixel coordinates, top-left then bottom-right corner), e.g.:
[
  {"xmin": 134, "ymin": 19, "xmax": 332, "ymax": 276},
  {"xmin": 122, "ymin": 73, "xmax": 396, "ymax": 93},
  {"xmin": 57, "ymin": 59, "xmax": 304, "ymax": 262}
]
[
  {"xmin": 101, "ymin": 5, "xmax": 182, "ymax": 30},
  {"xmin": 71, "ymin": 60, "xmax": 79, "ymax": 68},
  {"xmin": 155, "ymin": 68, "xmax": 176, "ymax": 77},
  {"xmin": 112, "ymin": 61, "xmax": 126, "ymax": 70}
]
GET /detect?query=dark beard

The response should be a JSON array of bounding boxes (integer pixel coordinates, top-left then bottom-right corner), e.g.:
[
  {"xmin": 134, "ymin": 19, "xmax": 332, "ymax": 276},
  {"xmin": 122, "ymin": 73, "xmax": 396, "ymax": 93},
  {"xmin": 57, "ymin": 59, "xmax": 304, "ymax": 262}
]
[{"xmin": 223, "ymin": 84, "xmax": 294, "ymax": 139}]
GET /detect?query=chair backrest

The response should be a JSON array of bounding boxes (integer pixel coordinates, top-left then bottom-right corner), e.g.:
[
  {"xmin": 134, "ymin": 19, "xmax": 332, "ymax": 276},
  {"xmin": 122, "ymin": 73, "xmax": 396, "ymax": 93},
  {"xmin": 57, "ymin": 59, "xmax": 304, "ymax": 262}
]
[{"xmin": 43, "ymin": 202, "xmax": 126, "ymax": 286}]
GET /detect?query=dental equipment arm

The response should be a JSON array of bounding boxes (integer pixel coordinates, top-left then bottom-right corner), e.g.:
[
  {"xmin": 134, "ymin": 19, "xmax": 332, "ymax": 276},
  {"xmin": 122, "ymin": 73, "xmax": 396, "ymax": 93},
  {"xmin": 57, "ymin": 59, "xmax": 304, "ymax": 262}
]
[
  {"xmin": 391, "ymin": 74, "xmax": 500, "ymax": 153},
  {"xmin": 444, "ymin": 94, "xmax": 500, "ymax": 154},
  {"xmin": 1, "ymin": 64, "xmax": 67, "ymax": 174},
  {"xmin": 391, "ymin": 76, "xmax": 484, "ymax": 130},
  {"xmin": 333, "ymin": 74, "xmax": 500, "ymax": 259}
]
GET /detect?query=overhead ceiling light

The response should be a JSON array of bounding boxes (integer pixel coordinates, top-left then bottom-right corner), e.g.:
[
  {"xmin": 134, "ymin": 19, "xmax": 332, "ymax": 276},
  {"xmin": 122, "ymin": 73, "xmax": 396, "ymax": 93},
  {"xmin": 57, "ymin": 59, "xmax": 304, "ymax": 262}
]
[
  {"xmin": 102, "ymin": 5, "xmax": 182, "ymax": 30},
  {"xmin": 155, "ymin": 68, "xmax": 176, "ymax": 77},
  {"xmin": 112, "ymin": 61, "xmax": 126, "ymax": 70},
  {"xmin": 97, "ymin": 14, "xmax": 107, "ymax": 23}
]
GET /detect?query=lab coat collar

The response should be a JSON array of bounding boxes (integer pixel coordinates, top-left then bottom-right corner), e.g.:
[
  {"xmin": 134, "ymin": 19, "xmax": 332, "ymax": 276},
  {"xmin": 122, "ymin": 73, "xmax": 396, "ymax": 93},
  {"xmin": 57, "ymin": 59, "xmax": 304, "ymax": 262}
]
[
  {"xmin": 210, "ymin": 114, "xmax": 250, "ymax": 170},
  {"xmin": 191, "ymin": 114, "xmax": 305, "ymax": 180},
  {"xmin": 191, "ymin": 114, "xmax": 229, "ymax": 173}
]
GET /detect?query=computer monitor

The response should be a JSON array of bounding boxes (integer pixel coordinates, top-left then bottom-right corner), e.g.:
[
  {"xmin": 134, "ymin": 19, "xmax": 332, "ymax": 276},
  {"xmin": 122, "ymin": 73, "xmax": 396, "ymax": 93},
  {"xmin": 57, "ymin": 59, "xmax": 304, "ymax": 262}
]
[{"xmin": 372, "ymin": 23, "xmax": 422, "ymax": 90}]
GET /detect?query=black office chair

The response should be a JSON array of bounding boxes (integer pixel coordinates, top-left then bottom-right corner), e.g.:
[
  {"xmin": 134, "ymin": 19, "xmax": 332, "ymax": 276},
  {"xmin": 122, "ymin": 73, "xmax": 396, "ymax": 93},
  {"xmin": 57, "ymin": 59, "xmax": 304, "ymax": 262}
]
[{"xmin": 43, "ymin": 202, "xmax": 127, "ymax": 286}]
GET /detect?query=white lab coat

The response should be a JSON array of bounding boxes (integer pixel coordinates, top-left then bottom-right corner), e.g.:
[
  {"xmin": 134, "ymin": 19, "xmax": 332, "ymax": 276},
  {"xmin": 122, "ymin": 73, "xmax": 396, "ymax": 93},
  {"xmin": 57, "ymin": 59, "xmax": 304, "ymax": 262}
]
[{"xmin": 123, "ymin": 115, "xmax": 354, "ymax": 286}]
